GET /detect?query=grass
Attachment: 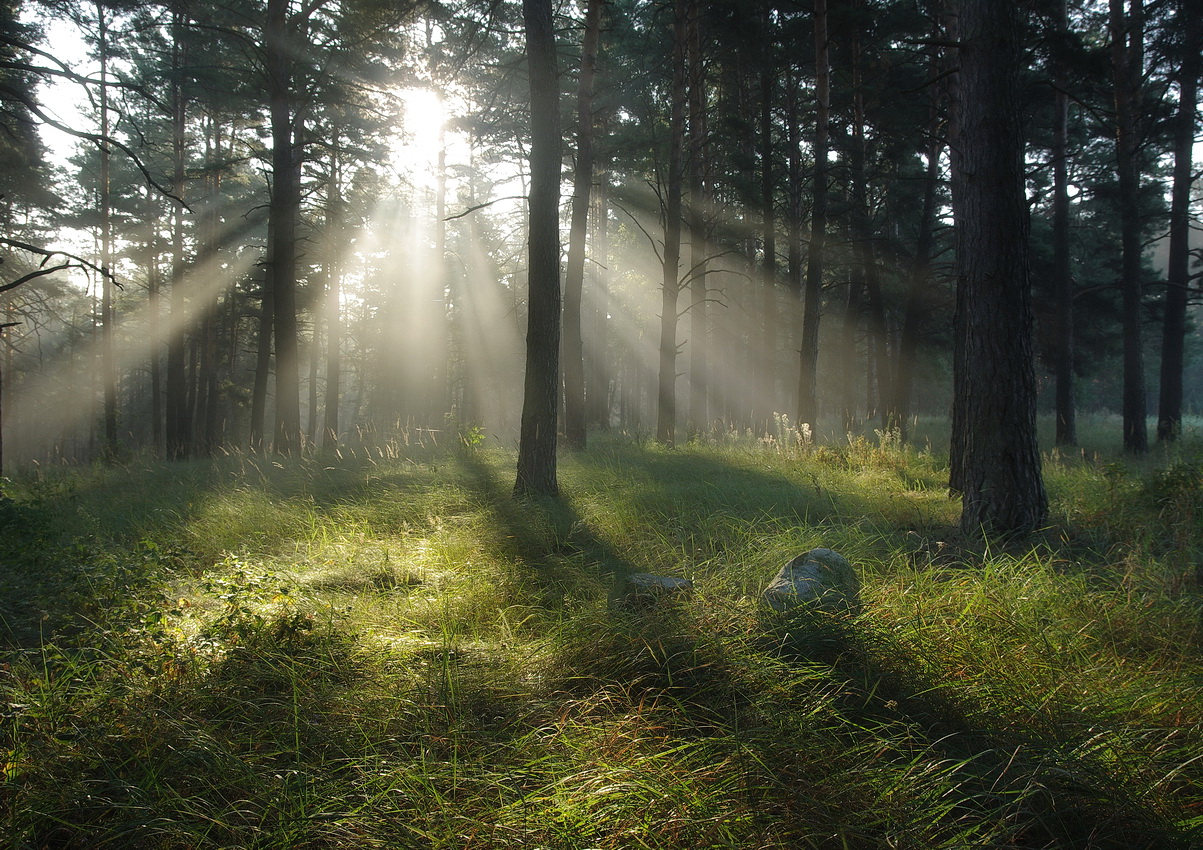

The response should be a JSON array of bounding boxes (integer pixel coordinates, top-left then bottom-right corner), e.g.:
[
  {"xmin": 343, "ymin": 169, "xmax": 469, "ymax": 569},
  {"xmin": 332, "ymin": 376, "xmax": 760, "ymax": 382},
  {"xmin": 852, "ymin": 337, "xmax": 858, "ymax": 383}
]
[{"xmin": 2, "ymin": 422, "xmax": 1203, "ymax": 847}]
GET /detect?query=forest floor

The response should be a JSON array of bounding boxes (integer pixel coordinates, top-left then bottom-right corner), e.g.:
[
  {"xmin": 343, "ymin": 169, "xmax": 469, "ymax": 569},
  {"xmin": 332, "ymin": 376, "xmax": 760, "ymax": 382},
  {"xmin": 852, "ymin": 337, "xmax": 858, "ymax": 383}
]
[{"xmin": 3, "ymin": 420, "xmax": 1203, "ymax": 848}]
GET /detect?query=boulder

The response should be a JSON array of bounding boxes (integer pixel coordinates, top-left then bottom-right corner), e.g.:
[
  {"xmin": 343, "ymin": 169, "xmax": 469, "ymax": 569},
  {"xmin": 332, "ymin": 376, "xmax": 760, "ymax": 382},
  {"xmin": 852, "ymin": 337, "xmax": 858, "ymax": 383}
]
[{"xmin": 762, "ymin": 548, "xmax": 860, "ymax": 615}]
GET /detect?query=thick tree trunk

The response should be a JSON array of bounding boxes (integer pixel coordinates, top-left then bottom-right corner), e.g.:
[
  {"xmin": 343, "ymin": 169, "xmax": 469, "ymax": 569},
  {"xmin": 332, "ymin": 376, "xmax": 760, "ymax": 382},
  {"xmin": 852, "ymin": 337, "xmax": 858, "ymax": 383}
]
[
  {"xmin": 797, "ymin": 0, "xmax": 828, "ymax": 434},
  {"xmin": 656, "ymin": 0, "xmax": 687, "ymax": 447},
  {"xmin": 562, "ymin": 0, "xmax": 601, "ymax": 450},
  {"xmin": 1111, "ymin": 0, "xmax": 1148, "ymax": 453},
  {"xmin": 1157, "ymin": 1, "xmax": 1200, "ymax": 443},
  {"xmin": 1053, "ymin": 0, "xmax": 1077, "ymax": 447},
  {"xmin": 267, "ymin": 0, "xmax": 302, "ymax": 455},
  {"xmin": 950, "ymin": 0, "xmax": 1047, "ymax": 537},
  {"xmin": 514, "ymin": 0, "xmax": 562, "ymax": 497}
]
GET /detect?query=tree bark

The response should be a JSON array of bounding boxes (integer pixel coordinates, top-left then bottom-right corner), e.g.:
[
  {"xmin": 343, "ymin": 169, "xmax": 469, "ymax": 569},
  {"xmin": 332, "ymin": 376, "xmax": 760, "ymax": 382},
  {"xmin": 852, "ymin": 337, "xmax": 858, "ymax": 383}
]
[
  {"xmin": 166, "ymin": 14, "xmax": 190, "ymax": 460},
  {"xmin": 1156, "ymin": 0, "xmax": 1200, "ymax": 443},
  {"xmin": 950, "ymin": 0, "xmax": 1047, "ymax": 537},
  {"xmin": 686, "ymin": 0, "xmax": 708, "ymax": 436},
  {"xmin": 323, "ymin": 149, "xmax": 343, "ymax": 448},
  {"xmin": 785, "ymin": 72, "xmax": 803, "ymax": 423},
  {"xmin": 146, "ymin": 186, "xmax": 163, "ymax": 457},
  {"xmin": 1052, "ymin": 0, "xmax": 1077, "ymax": 447},
  {"xmin": 97, "ymin": 3, "xmax": 118, "ymax": 460},
  {"xmin": 758, "ymin": 8, "xmax": 776, "ymax": 434},
  {"xmin": 1111, "ymin": 0, "xmax": 1147, "ymax": 453},
  {"xmin": 586, "ymin": 156, "xmax": 611, "ymax": 431},
  {"xmin": 656, "ymin": 0, "xmax": 687, "ymax": 447},
  {"xmin": 514, "ymin": 0, "xmax": 562, "ymax": 497},
  {"xmin": 890, "ymin": 127, "xmax": 941, "ymax": 441},
  {"xmin": 267, "ymin": 0, "xmax": 302, "ymax": 455},
  {"xmin": 797, "ymin": 0, "xmax": 828, "ymax": 434},
  {"xmin": 562, "ymin": 0, "xmax": 601, "ymax": 451}
]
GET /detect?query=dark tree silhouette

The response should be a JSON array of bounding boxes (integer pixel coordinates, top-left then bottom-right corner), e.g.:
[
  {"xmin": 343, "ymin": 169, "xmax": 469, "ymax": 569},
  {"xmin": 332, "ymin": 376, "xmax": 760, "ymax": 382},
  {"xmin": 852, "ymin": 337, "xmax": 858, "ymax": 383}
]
[
  {"xmin": 514, "ymin": 0, "xmax": 562, "ymax": 497},
  {"xmin": 950, "ymin": 0, "xmax": 1048, "ymax": 536}
]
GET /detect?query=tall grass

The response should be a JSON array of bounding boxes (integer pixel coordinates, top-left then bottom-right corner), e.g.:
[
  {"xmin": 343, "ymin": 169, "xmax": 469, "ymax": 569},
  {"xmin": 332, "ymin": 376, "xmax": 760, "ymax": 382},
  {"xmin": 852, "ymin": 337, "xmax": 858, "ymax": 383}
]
[{"xmin": 2, "ymin": 426, "xmax": 1202, "ymax": 847}]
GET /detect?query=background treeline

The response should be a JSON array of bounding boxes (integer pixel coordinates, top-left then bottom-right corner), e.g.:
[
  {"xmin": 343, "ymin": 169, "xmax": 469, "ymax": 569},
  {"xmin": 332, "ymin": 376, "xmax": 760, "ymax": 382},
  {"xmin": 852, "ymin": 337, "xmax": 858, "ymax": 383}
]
[{"xmin": 0, "ymin": 0, "xmax": 1199, "ymax": 468}]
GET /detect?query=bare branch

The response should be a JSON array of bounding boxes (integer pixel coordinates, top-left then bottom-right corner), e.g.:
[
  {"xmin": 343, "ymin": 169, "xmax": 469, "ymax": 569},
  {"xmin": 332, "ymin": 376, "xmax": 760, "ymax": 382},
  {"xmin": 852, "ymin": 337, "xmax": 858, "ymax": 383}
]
[{"xmin": 443, "ymin": 195, "xmax": 527, "ymax": 221}]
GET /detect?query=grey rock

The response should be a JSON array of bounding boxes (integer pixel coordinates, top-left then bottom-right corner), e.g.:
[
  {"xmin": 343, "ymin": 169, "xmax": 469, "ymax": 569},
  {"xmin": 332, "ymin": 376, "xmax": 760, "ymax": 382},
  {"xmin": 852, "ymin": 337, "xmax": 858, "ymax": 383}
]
[
  {"xmin": 613, "ymin": 572, "xmax": 693, "ymax": 609},
  {"xmin": 762, "ymin": 548, "xmax": 860, "ymax": 615}
]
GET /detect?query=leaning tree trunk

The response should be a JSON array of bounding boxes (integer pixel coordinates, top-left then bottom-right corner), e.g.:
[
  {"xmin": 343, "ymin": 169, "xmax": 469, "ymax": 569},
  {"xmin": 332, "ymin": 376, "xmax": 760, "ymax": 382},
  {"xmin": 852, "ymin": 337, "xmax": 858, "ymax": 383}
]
[
  {"xmin": 514, "ymin": 0, "xmax": 563, "ymax": 497},
  {"xmin": 950, "ymin": 0, "xmax": 1047, "ymax": 537},
  {"xmin": 1156, "ymin": 0, "xmax": 1200, "ymax": 443},
  {"xmin": 562, "ymin": 0, "xmax": 601, "ymax": 451}
]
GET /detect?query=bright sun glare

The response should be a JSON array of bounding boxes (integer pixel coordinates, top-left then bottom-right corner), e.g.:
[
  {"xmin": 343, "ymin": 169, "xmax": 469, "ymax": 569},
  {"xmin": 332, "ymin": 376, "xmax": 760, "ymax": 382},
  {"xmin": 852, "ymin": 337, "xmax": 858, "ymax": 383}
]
[{"xmin": 392, "ymin": 87, "xmax": 445, "ymax": 184}]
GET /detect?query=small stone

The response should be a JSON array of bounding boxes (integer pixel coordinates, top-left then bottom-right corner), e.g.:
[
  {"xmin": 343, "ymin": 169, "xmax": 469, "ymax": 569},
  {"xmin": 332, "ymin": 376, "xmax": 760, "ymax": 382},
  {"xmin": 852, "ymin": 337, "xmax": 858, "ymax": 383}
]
[
  {"xmin": 613, "ymin": 572, "xmax": 693, "ymax": 609},
  {"xmin": 762, "ymin": 548, "xmax": 860, "ymax": 615}
]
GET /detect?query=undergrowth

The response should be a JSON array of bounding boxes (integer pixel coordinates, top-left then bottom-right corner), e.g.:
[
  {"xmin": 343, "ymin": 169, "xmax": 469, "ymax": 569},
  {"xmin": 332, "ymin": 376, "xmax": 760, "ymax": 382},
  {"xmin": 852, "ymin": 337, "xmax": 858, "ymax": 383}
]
[{"xmin": 2, "ymin": 428, "xmax": 1203, "ymax": 848}]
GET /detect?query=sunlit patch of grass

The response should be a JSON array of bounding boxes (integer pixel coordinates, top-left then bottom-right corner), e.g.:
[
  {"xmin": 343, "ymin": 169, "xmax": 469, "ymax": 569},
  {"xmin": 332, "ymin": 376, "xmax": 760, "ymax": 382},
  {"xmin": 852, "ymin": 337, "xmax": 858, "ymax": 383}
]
[{"xmin": 3, "ymin": 435, "xmax": 1203, "ymax": 846}]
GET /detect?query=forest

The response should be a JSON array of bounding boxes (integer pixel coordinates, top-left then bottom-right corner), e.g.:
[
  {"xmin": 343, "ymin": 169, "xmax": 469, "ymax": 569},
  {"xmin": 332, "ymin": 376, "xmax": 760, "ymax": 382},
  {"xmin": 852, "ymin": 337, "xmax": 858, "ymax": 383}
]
[
  {"xmin": 0, "ymin": 0, "xmax": 1197, "ymax": 483},
  {"xmin": 3, "ymin": 0, "xmax": 1203, "ymax": 846}
]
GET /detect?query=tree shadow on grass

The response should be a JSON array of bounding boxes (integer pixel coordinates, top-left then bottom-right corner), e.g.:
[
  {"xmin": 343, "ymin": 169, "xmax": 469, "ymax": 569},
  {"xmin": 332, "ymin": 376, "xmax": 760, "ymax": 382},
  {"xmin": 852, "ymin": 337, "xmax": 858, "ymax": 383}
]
[
  {"xmin": 448, "ymin": 449, "xmax": 641, "ymax": 609},
  {"xmin": 763, "ymin": 616, "xmax": 1201, "ymax": 849}
]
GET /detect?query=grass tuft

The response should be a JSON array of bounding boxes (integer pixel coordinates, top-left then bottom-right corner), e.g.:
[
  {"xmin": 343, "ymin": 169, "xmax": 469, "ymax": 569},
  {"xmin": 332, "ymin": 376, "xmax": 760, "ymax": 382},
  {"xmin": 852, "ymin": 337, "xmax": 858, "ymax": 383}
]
[{"xmin": 3, "ymin": 428, "xmax": 1203, "ymax": 847}]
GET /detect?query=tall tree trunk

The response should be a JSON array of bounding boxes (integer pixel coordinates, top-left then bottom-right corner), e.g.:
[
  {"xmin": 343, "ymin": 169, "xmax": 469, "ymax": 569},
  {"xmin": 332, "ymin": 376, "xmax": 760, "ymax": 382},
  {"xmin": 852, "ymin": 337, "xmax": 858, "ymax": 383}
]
[
  {"xmin": 849, "ymin": 15, "xmax": 889, "ymax": 429},
  {"xmin": 841, "ymin": 250, "xmax": 863, "ymax": 432},
  {"xmin": 1156, "ymin": 0, "xmax": 1200, "ymax": 443},
  {"xmin": 267, "ymin": 0, "xmax": 302, "ymax": 455},
  {"xmin": 323, "ymin": 149, "xmax": 343, "ymax": 448},
  {"xmin": 797, "ymin": 0, "xmax": 829, "ymax": 434},
  {"xmin": 1052, "ymin": 0, "xmax": 1077, "ymax": 447},
  {"xmin": 146, "ymin": 186, "xmax": 163, "ymax": 457},
  {"xmin": 758, "ymin": 9, "xmax": 776, "ymax": 434},
  {"xmin": 890, "ymin": 126, "xmax": 942, "ymax": 441},
  {"xmin": 1111, "ymin": 0, "xmax": 1147, "ymax": 453},
  {"xmin": 432, "ymin": 94, "xmax": 449, "ymax": 426},
  {"xmin": 656, "ymin": 0, "xmax": 687, "ymax": 447},
  {"xmin": 514, "ymin": 0, "xmax": 562, "ymax": 497},
  {"xmin": 950, "ymin": 0, "xmax": 1047, "ymax": 537},
  {"xmin": 97, "ymin": 3, "xmax": 118, "ymax": 460},
  {"xmin": 166, "ymin": 17, "xmax": 190, "ymax": 460},
  {"xmin": 249, "ymin": 244, "xmax": 273, "ymax": 451},
  {"xmin": 562, "ymin": 0, "xmax": 601, "ymax": 450},
  {"xmin": 786, "ymin": 73, "xmax": 803, "ymax": 423},
  {"xmin": 586, "ymin": 157, "xmax": 611, "ymax": 430},
  {"xmin": 686, "ymin": 0, "xmax": 708, "ymax": 437},
  {"xmin": 307, "ymin": 303, "xmax": 320, "ymax": 448},
  {"xmin": 197, "ymin": 118, "xmax": 222, "ymax": 456}
]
